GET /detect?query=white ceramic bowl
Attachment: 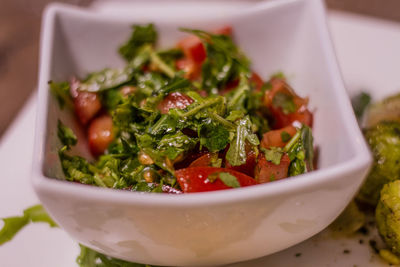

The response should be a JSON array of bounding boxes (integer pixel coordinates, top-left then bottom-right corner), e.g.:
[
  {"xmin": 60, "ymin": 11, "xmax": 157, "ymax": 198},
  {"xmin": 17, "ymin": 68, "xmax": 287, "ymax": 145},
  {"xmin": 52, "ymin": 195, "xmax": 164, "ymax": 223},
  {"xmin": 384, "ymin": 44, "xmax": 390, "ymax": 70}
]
[{"xmin": 32, "ymin": 0, "xmax": 372, "ymax": 266}]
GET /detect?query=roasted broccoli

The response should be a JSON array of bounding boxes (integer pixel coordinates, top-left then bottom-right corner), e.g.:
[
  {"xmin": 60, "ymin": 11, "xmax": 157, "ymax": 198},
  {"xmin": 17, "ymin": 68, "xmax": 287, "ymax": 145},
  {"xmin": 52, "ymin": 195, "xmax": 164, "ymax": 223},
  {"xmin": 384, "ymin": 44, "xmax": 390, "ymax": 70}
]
[
  {"xmin": 365, "ymin": 93, "xmax": 400, "ymax": 127},
  {"xmin": 357, "ymin": 121, "xmax": 400, "ymax": 206},
  {"xmin": 376, "ymin": 180, "xmax": 400, "ymax": 255}
]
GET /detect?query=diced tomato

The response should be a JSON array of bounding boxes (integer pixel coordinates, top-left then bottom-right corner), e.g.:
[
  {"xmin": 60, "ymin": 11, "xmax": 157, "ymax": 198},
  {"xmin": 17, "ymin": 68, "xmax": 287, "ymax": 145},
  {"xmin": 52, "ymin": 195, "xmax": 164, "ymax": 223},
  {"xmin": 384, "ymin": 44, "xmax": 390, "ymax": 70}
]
[
  {"xmin": 263, "ymin": 78, "xmax": 312, "ymax": 128},
  {"xmin": 174, "ymin": 147, "xmax": 208, "ymax": 170},
  {"xmin": 261, "ymin": 125, "xmax": 297, "ymax": 149},
  {"xmin": 73, "ymin": 91, "xmax": 102, "ymax": 125},
  {"xmin": 177, "ymin": 36, "xmax": 206, "ymax": 64},
  {"xmin": 176, "ymin": 26, "xmax": 232, "ymax": 81},
  {"xmin": 88, "ymin": 115, "xmax": 114, "ymax": 156},
  {"xmin": 224, "ymin": 144, "xmax": 257, "ymax": 177},
  {"xmin": 271, "ymin": 106, "xmax": 313, "ymax": 129},
  {"xmin": 69, "ymin": 78, "xmax": 102, "ymax": 125},
  {"xmin": 175, "ymin": 58, "xmax": 202, "ymax": 80},
  {"xmin": 254, "ymin": 153, "xmax": 291, "ymax": 183},
  {"xmin": 176, "ymin": 35, "xmax": 205, "ymax": 80},
  {"xmin": 157, "ymin": 92, "xmax": 194, "ymax": 114},
  {"xmin": 250, "ymin": 72, "xmax": 264, "ymax": 91},
  {"xmin": 189, "ymin": 153, "xmax": 213, "ymax": 167},
  {"xmin": 175, "ymin": 167, "xmax": 257, "ymax": 193}
]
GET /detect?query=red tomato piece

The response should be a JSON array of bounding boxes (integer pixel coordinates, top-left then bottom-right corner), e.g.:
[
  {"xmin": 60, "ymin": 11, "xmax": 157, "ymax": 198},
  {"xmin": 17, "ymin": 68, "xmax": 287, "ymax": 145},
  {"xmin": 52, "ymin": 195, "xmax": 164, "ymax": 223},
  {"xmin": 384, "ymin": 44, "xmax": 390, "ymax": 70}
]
[
  {"xmin": 261, "ymin": 125, "xmax": 297, "ymax": 149},
  {"xmin": 174, "ymin": 147, "xmax": 209, "ymax": 170},
  {"xmin": 175, "ymin": 58, "xmax": 202, "ymax": 80},
  {"xmin": 157, "ymin": 92, "xmax": 194, "ymax": 114},
  {"xmin": 175, "ymin": 167, "xmax": 257, "ymax": 193},
  {"xmin": 88, "ymin": 115, "xmax": 114, "ymax": 156},
  {"xmin": 189, "ymin": 153, "xmax": 213, "ymax": 167},
  {"xmin": 177, "ymin": 35, "xmax": 206, "ymax": 64},
  {"xmin": 224, "ymin": 145, "xmax": 257, "ymax": 177},
  {"xmin": 263, "ymin": 78, "xmax": 312, "ymax": 128},
  {"xmin": 176, "ymin": 26, "xmax": 232, "ymax": 81},
  {"xmin": 254, "ymin": 153, "xmax": 291, "ymax": 183},
  {"xmin": 69, "ymin": 78, "xmax": 102, "ymax": 125},
  {"xmin": 73, "ymin": 91, "xmax": 102, "ymax": 125}
]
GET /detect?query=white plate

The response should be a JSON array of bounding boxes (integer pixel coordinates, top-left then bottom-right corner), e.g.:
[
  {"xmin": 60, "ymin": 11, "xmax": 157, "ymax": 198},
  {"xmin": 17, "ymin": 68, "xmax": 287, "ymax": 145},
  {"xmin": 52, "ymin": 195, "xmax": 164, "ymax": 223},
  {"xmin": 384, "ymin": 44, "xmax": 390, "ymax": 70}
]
[{"xmin": 1, "ymin": 9, "xmax": 400, "ymax": 267}]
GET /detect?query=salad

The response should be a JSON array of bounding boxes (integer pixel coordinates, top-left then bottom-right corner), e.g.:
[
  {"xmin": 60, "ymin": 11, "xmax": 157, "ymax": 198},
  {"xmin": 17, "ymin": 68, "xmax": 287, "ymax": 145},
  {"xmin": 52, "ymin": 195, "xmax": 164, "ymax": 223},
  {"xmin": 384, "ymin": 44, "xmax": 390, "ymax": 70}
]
[{"xmin": 50, "ymin": 24, "xmax": 314, "ymax": 193}]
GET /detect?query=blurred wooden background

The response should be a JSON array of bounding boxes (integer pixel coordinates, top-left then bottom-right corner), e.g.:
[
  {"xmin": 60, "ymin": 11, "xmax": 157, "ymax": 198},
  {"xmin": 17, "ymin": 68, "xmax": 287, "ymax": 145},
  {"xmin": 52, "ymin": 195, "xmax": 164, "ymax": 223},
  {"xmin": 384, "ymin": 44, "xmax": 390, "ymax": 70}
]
[{"xmin": 1, "ymin": 0, "xmax": 399, "ymax": 138}]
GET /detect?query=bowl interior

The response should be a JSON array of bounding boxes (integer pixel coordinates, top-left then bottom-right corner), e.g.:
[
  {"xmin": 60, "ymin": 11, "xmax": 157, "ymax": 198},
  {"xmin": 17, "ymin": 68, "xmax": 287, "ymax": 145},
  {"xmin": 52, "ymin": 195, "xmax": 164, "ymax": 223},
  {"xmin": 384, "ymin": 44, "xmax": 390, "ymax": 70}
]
[{"xmin": 41, "ymin": 0, "xmax": 359, "ymax": 180}]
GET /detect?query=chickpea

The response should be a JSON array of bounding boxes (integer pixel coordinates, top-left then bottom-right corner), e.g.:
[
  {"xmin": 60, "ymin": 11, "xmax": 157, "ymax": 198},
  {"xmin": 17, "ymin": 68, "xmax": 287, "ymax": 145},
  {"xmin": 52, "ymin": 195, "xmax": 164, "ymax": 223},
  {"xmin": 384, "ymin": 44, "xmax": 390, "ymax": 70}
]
[{"xmin": 138, "ymin": 151, "xmax": 154, "ymax": 165}]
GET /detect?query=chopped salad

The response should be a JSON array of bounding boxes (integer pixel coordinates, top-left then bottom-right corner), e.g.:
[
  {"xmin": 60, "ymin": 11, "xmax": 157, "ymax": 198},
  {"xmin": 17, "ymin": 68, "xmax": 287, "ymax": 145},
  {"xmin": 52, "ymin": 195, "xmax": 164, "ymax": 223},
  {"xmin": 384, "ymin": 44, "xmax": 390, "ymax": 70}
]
[{"xmin": 51, "ymin": 24, "xmax": 314, "ymax": 193}]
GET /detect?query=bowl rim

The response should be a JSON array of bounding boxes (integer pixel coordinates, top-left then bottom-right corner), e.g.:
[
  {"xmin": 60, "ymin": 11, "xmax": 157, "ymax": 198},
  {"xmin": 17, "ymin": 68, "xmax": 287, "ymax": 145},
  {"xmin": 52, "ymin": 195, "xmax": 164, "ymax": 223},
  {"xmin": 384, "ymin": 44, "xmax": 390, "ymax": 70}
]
[{"xmin": 32, "ymin": 0, "xmax": 372, "ymax": 207}]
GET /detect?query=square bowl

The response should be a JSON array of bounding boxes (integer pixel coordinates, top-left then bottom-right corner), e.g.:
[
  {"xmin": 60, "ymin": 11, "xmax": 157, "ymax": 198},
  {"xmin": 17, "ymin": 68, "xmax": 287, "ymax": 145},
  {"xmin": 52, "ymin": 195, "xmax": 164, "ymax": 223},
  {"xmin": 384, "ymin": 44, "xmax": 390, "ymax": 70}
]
[{"xmin": 32, "ymin": 0, "xmax": 371, "ymax": 266}]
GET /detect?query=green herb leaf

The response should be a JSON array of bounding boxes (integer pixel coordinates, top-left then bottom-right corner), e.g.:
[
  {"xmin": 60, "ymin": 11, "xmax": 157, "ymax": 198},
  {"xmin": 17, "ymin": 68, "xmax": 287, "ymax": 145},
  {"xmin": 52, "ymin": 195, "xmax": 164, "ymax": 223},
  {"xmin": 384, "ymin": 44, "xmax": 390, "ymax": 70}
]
[
  {"xmin": 49, "ymin": 81, "xmax": 71, "ymax": 109},
  {"xmin": 272, "ymin": 92, "xmax": 296, "ymax": 114},
  {"xmin": 218, "ymin": 172, "xmax": 241, "ymax": 188},
  {"xmin": 119, "ymin": 24, "xmax": 158, "ymax": 61},
  {"xmin": 77, "ymin": 244, "xmax": 156, "ymax": 267},
  {"xmin": 351, "ymin": 92, "xmax": 371, "ymax": 120},
  {"xmin": 0, "ymin": 205, "xmax": 57, "ymax": 246},
  {"xmin": 60, "ymin": 152, "xmax": 95, "ymax": 184},
  {"xmin": 261, "ymin": 147, "xmax": 283, "ymax": 165},
  {"xmin": 57, "ymin": 120, "xmax": 77, "ymax": 148},
  {"xmin": 226, "ymin": 116, "xmax": 259, "ymax": 166},
  {"xmin": 79, "ymin": 67, "xmax": 135, "ymax": 93},
  {"xmin": 157, "ymin": 131, "xmax": 197, "ymax": 160},
  {"xmin": 284, "ymin": 126, "xmax": 314, "ymax": 176},
  {"xmin": 180, "ymin": 28, "xmax": 250, "ymax": 93},
  {"xmin": 301, "ymin": 125, "xmax": 314, "ymax": 171},
  {"xmin": 281, "ymin": 131, "xmax": 291, "ymax": 142},
  {"xmin": 199, "ymin": 123, "xmax": 229, "ymax": 152}
]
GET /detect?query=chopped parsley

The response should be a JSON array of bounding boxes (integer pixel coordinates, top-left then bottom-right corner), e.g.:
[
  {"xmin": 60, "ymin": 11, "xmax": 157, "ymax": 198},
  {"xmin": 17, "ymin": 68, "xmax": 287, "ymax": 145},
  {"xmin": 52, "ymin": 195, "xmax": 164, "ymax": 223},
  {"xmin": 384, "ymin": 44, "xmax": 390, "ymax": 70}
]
[
  {"xmin": 281, "ymin": 131, "xmax": 291, "ymax": 142},
  {"xmin": 261, "ymin": 147, "xmax": 283, "ymax": 165},
  {"xmin": 219, "ymin": 172, "xmax": 241, "ymax": 188}
]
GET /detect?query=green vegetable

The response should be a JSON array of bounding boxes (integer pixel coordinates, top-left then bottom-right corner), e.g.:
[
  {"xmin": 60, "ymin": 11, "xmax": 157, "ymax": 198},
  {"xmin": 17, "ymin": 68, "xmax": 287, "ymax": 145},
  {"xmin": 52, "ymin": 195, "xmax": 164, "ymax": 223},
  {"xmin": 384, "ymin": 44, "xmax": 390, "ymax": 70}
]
[
  {"xmin": 218, "ymin": 172, "xmax": 240, "ymax": 188},
  {"xmin": 280, "ymin": 131, "xmax": 291, "ymax": 142},
  {"xmin": 80, "ymin": 67, "xmax": 137, "ymax": 93},
  {"xmin": 329, "ymin": 200, "xmax": 365, "ymax": 235},
  {"xmin": 157, "ymin": 131, "xmax": 197, "ymax": 160},
  {"xmin": 180, "ymin": 28, "xmax": 250, "ymax": 93},
  {"xmin": 119, "ymin": 24, "xmax": 158, "ymax": 61},
  {"xmin": 58, "ymin": 120, "xmax": 77, "ymax": 148},
  {"xmin": 226, "ymin": 116, "xmax": 259, "ymax": 166},
  {"xmin": 365, "ymin": 93, "xmax": 400, "ymax": 127},
  {"xmin": 284, "ymin": 126, "xmax": 314, "ymax": 176},
  {"xmin": 77, "ymin": 244, "xmax": 158, "ymax": 267},
  {"xmin": 379, "ymin": 249, "xmax": 400, "ymax": 265},
  {"xmin": 351, "ymin": 92, "xmax": 371, "ymax": 121},
  {"xmin": 261, "ymin": 147, "xmax": 283, "ymax": 165},
  {"xmin": 357, "ymin": 121, "xmax": 400, "ymax": 206},
  {"xmin": 199, "ymin": 123, "xmax": 230, "ymax": 152},
  {"xmin": 0, "ymin": 205, "xmax": 159, "ymax": 266},
  {"xmin": 49, "ymin": 81, "xmax": 71, "ymax": 109},
  {"xmin": 376, "ymin": 181, "xmax": 400, "ymax": 256},
  {"xmin": 0, "ymin": 205, "xmax": 57, "ymax": 245}
]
